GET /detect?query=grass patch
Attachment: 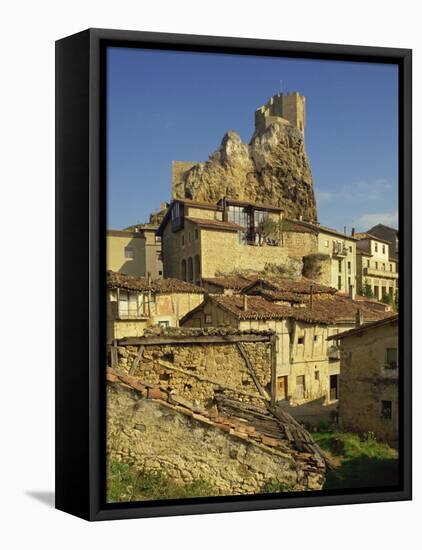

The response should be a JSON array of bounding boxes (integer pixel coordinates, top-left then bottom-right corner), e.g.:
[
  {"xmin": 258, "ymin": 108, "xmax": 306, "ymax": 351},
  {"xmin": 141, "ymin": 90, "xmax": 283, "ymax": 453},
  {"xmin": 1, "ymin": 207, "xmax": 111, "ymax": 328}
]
[
  {"xmin": 107, "ymin": 460, "xmax": 218, "ymax": 502},
  {"xmin": 313, "ymin": 431, "xmax": 399, "ymax": 490}
]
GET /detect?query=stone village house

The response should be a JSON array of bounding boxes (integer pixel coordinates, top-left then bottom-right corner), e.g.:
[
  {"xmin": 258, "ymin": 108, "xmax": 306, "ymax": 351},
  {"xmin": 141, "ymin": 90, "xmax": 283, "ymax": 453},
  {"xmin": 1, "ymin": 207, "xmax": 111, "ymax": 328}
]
[
  {"xmin": 327, "ymin": 314, "xmax": 399, "ymax": 447},
  {"xmin": 156, "ymin": 198, "xmax": 323, "ymax": 283},
  {"xmin": 107, "ymin": 271, "xmax": 204, "ymax": 342},
  {"xmin": 107, "ymin": 328, "xmax": 327, "ymax": 494},
  {"xmin": 180, "ymin": 277, "xmax": 394, "ymax": 408},
  {"xmin": 107, "ymin": 227, "xmax": 163, "ymax": 279},
  {"xmin": 354, "ymin": 232, "xmax": 398, "ymax": 301}
]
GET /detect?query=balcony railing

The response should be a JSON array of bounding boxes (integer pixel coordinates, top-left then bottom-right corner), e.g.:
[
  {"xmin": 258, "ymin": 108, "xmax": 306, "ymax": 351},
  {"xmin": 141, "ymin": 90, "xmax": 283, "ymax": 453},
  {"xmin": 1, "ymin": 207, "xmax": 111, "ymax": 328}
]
[
  {"xmin": 332, "ymin": 244, "xmax": 348, "ymax": 257},
  {"xmin": 364, "ymin": 267, "xmax": 398, "ymax": 279}
]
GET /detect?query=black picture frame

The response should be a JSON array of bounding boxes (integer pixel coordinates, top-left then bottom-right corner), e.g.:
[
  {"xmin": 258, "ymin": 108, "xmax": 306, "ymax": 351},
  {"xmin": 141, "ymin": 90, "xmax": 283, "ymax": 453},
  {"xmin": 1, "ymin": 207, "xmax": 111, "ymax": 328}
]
[{"xmin": 55, "ymin": 28, "xmax": 412, "ymax": 521}]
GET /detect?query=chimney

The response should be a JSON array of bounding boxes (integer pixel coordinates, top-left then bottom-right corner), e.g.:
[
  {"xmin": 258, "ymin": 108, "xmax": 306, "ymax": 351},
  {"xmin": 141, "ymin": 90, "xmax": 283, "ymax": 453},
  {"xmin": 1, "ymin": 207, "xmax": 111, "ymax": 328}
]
[
  {"xmin": 351, "ymin": 227, "xmax": 355, "ymax": 237},
  {"xmin": 356, "ymin": 308, "xmax": 363, "ymax": 327},
  {"xmin": 243, "ymin": 294, "xmax": 248, "ymax": 312}
]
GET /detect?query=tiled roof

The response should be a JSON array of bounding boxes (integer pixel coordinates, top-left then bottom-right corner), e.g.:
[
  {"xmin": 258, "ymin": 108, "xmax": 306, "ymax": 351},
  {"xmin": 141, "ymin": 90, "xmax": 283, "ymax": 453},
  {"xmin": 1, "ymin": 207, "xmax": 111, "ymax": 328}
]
[
  {"xmin": 209, "ymin": 295, "xmax": 332, "ymax": 324},
  {"xmin": 327, "ymin": 314, "xmax": 398, "ymax": 340},
  {"xmin": 185, "ymin": 217, "xmax": 242, "ymax": 231},
  {"xmin": 354, "ymin": 232, "xmax": 391, "ymax": 244},
  {"xmin": 286, "ymin": 220, "xmax": 357, "ymax": 241},
  {"xmin": 310, "ymin": 293, "xmax": 395, "ymax": 324},
  {"xmin": 282, "ymin": 220, "xmax": 318, "ymax": 234},
  {"xmin": 201, "ymin": 276, "xmax": 255, "ymax": 290},
  {"xmin": 106, "ymin": 367, "xmax": 327, "ymax": 465},
  {"xmin": 107, "ymin": 271, "xmax": 204, "ymax": 294},
  {"xmin": 255, "ymin": 289, "xmax": 307, "ymax": 303},
  {"xmin": 244, "ymin": 277, "xmax": 337, "ymax": 296}
]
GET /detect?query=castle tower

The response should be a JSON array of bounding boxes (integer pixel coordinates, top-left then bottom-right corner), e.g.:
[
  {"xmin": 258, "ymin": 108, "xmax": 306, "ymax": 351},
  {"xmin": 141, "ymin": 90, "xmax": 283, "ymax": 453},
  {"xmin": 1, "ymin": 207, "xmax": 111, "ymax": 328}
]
[{"xmin": 254, "ymin": 92, "xmax": 306, "ymax": 137}]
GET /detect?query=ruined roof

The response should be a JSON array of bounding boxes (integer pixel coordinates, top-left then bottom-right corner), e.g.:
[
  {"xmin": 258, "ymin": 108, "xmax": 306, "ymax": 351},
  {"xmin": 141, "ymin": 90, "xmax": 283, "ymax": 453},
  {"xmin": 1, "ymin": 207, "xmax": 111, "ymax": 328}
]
[
  {"xmin": 106, "ymin": 367, "xmax": 327, "ymax": 466},
  {"xmin": 243, "ymin": 277, "xmax": 337, "ymax": 296},
  {"xmin": 207, "ymin": 295, "xmax": 332, "ymax": 324},
  {"xmin": 327, "ymin": 314, "xmax": 399, "ymax": 340},
  {"xmin": 201, "ymin": 276, "xmax": 255, "ymax": 290},
  {"xmin": 185, "ymin": 217, "xmax": 242, "ymax": 232},
  {"xmin": 107, "ymin": 271, "xmax": 204, "ymax": 294}
]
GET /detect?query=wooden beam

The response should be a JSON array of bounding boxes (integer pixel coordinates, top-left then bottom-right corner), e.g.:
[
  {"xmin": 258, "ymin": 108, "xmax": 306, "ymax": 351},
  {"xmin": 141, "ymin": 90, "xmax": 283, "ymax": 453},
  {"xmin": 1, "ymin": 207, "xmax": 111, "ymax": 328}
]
[
  {"xmin": 129, "ymin": 345, "xmax": 145, "ymax": 376},
  {"xmin": 118, "ymin": 333, "xmax": 272, "ymax": 346},
  {"xmin": 235, "ymin": 342, "xmax": 269, "ymax": 400},
  {"xmin": 156, "ymin": 360, "xmax": 268, "ymax": 401},
  {"xmin": 270, "ymin": 334, "xmax": 278, "ymax": 407}
]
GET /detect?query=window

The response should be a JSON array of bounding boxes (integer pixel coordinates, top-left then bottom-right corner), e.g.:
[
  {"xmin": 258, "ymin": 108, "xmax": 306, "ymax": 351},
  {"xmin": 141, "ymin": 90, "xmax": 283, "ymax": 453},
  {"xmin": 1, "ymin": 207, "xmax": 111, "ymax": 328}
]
[
  {"xmin": 181, "ymin": 259, "xmax": 187, "ymax": 281},
  {"xmin": 349, "ymin": 246, "xmax": 352, "ymax": 252},
  {"xmin": 324, "ymin": 240, "xmax": 329, "ymax": 247},
  {"xmin": 158, "ymin": 320, "xmax": 170, "ymax": 328},
  {"xmin": 314, "ymin": 335, "xmax": 319, "ymax": 342},
  {"xmin": 187, "ymin": 257, "xmax": 193, "ymax": 282},
  {"xmin": 314, "ymin": 371, "xmax": 320, "ymax": 381},
  {"xmin": 347, "ymin": 261, "xmax": 351, "ymax": 274},
  {"xmin": 338, "ymin": 276, "xmax": 342, "ymax": 289},
  {"xmin": 385, "ymin": 348, "xmax": 398, "ymax": 369},
  {"xmin": 380, "ymin": 400, "xmax": 392, "ymax": 420},
  {"xmin": 158, "ymin": 270, "xmax": 162, "ymax": 276},
  {"xmin": 374, "ymin": 242, "xmax": 378, "ymax": 252},
  {"xmin": 367, "ymin": 259, "xmax": 370, "ymax": 268},
  {"xmin": 254, "ymin": 209, "xmax": 269, "ymax": 226},
  {"xmin": 155, "ymin": 235, "xmax": 161, "ymax": 243},
  {"xmin": 338, "ymin": 259, "xmax": 342, "ymax": 271},
  {"xmin": 348, "ymin": 277, "xmax": 351, "ymax": 288},
  {"xmin": 330, "ymin": 374, "xmax": 339, "ymax": 400},
  {"xmin": 188, "ymin": 232, "xmax": 192, "ymax": 243},
  {"xmin": 390, "ymin": 263, "xmax": 393, "ymax": 272},
  {"xmin": 228, "ymin": 205, "xmax": 249, "ymax": 227},
  {"xmin": 181, "ymin": 235, "xmax": 185, "ymax": 246},
  {"xmin": 124, "ymin": 246, "xmax": 135, "ymax": 259},
  {"xmin": 383, "ymin": 263, "xmax": 386, "ymax": 270},
  {"xmin": 375, "ymin": 261, "xmax": 378, "ymax": 270},
  {"xmin": 382, "ymin": 245, "xmax": 386, "ymax": 254},
  {"xmin": 298, "ymin": 336, "xmax": 305, "ymax": 345},
  {"xmin": 194, "ymin": 255, "xmax": 201, "ymax": 282},
  {"xmin": 295, "ymin": 375, "xmax": 305, "ymax": 399},
  {"xmin": 171, "ymin": 201, "xmax": 181, "ymax": 220},
  {"xmin": 205, "ymin": 314, "xmax": 212, "ymax": 324},
  {"xmin": 195, "ymin": 229, "xmax": 199, "ymax": 240}
]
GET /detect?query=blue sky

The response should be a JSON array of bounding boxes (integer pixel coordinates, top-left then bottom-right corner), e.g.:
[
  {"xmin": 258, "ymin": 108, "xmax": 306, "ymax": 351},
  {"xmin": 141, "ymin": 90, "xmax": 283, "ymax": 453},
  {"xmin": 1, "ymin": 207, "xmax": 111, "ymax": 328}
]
[{"xmin": 107, "ymin": 47, "xmax": 398, "ymax": 232}]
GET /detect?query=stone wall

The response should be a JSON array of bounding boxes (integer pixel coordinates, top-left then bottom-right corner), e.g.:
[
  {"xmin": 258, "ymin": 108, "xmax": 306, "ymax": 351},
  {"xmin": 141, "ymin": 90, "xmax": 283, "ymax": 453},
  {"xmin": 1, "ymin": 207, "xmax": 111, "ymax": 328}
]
[
  {"xmin": 338, "ymin": 322, "xmax": 399, "ymax": 446},
  {"xmin": 107, "ymin": 382, "xmax": 325, "ymax": 496},
  {"xmin": 113, "ymin": 336, "xmax": 273, "ymax": 408},
  {"xmin": 283, "ymin": 231, "xmax": 318, "ymax": 259},
  {"xmin": 302, "ymin": 254, "xmax": 332, "ymax": 287}
]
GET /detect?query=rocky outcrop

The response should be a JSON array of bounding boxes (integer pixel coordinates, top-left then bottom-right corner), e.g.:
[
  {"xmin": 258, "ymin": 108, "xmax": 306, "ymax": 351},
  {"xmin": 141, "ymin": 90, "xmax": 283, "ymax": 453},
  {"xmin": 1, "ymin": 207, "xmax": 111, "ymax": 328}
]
[{"xmin": 172, "ymin": 121, "xmax": 318, "ymax": 222}]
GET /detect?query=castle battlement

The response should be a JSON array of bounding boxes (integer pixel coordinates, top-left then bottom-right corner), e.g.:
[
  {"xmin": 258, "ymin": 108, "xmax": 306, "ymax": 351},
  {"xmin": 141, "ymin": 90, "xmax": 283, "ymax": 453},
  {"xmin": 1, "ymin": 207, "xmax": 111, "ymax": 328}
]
[{"xmin": 255, "ymin": 92, "xmax": 306, "ymax": 137}]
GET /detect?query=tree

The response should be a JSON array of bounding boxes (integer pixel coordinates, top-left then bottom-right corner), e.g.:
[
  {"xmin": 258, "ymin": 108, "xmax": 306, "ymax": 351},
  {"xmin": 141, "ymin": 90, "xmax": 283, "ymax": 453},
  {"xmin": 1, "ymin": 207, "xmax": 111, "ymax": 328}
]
[
  {"xmin": 256, "ymin": 218, "xmax": 284, "ymax": 246},
  {"xmin": 361, "ymin": 278, "xmax": 375, "ymax": 299}
]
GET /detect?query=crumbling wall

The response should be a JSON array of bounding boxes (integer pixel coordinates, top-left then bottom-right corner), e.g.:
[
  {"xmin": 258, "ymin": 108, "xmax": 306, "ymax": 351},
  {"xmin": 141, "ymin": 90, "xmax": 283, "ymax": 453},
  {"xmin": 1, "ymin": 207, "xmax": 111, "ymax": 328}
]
[
  {"xmin": 107, "ymin": 383, "xmax": 325, "ymax": 495},
  {"xmin": 113, "ymin": 336, "xmax": 272, "ymax": 408}
]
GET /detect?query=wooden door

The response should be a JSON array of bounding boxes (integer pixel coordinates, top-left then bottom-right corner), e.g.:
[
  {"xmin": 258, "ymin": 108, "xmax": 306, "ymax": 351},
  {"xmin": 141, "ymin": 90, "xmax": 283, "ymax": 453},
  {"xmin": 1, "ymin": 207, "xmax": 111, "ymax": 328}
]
[{"xmin": 277, "ymin": 376, "xmax": 288, "ymax": 400}]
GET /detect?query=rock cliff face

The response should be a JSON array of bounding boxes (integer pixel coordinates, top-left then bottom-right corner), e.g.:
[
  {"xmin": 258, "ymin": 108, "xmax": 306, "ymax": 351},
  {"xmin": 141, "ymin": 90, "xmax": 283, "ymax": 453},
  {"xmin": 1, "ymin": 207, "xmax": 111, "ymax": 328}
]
[{"xmin": 172, "ymin": 121, "xmax": 318, "ymax": 222}]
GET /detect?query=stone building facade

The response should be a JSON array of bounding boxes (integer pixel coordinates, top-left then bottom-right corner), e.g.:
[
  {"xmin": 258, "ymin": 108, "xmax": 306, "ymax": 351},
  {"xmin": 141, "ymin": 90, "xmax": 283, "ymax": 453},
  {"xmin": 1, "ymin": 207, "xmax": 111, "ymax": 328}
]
[
  {"xmin": 157, "ymin": 199, "xmax": 318, "ymax": 281},
  {"xmin": 355, "ymin": 233, "xmax": 398, "ymax": 300},
  {"xmin": 328, "ymin": 315, "xmax": 399, "ymax": 446},
  {"xmin": 107, "ymin": 271, "xmax": 204, "ymax": 342},
  {"xmin": 107, "ymin": 228, "xmax": 163, "ymax": 278},
  {"xmin": 289, "ymin": 220, "xmax": 358, "ymax": 295}
]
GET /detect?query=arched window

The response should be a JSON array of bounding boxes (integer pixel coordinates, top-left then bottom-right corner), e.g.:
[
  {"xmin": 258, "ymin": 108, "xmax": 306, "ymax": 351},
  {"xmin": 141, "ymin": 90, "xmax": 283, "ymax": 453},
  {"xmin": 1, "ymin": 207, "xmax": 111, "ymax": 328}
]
[
  {"xmin": 187, "ymin": 257, "xmax": 193, "ymax": 282},
  {"xmin": 181, "ymin": 259, "xmax": 187, "ymax": 281},
  {"xmin": 194, "ymin": 255, "xmax": 201, "ymax": 283}
]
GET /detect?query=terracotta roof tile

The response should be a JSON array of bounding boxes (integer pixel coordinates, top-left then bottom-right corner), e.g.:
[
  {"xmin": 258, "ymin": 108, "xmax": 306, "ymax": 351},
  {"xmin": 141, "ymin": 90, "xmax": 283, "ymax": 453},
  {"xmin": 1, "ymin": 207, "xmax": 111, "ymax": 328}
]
[
  {"xmin": 185, "ymin": 217, "xmax": 242, "ymax": 231},
  {"xmin": 107, "ymin": 271, "xmax": 203, "ymax": 294}
]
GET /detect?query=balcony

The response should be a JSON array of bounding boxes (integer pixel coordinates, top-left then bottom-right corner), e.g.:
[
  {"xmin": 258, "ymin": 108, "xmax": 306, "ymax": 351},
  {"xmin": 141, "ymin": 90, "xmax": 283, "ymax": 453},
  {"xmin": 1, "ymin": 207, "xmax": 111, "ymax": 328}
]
[
  {"xmin": 332, "ymin": 243, "xmax": 348, "ymax": 257},
  {"xmin": 328, "ymin": 346, "xmax": 340, "ymax": 361},
  {"xmin": 364, "ymin": 267, "xmax": 398, "ymax": 279}
]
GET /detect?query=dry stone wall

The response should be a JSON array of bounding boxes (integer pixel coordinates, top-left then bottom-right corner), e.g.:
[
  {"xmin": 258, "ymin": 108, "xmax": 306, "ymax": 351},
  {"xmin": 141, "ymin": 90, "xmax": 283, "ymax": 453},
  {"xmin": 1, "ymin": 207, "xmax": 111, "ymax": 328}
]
[
  {"xmin": 114, "ymin": 338, "xmax": 273, "ymax": 408},
  {"xmin": 107, "ymin": 383, "xmax": 325, "ymax": 495}
]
